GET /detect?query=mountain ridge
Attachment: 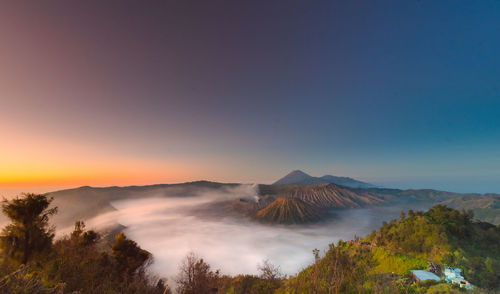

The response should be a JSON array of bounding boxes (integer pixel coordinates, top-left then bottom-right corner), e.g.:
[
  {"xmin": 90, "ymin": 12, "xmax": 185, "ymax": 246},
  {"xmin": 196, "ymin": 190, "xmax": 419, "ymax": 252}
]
[
  {"xmin": 34, "ymin": 180, "xmax": 500, "ymax": 227},
  {"xmin": 273, "ymin": 170, "xmax": 375, "ymax": 188}
]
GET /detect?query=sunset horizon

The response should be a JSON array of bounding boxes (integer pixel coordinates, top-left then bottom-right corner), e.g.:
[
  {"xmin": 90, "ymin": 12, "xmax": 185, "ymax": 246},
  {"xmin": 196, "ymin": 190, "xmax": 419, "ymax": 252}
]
[
  {"xmin": 2, "ymin": 1, "xmax": 500, "ymax": 196},
  {"xmin": 1, "ymin": 2, "xmax": 499, "ymax": 293}
]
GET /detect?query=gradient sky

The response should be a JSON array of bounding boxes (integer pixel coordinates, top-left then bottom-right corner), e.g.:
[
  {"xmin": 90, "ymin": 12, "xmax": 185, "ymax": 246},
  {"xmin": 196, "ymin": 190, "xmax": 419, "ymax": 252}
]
[{"xmin": 1, "ymin": 0, "xmax": 500, "ymax": 195}]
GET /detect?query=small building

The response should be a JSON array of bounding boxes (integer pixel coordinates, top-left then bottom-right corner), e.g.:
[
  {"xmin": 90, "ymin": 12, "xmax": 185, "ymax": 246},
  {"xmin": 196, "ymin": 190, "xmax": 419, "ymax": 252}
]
[
  {"xmin": 444, "ymin": 267, "xmax": 473, "ymax": 290},
  {"xmin": 444, "ymin": 267, "xmax": 462, "ymax": 280},
  {"xmin": 410, "ymin": 270, "xmax": 441, "ymax": 282}
]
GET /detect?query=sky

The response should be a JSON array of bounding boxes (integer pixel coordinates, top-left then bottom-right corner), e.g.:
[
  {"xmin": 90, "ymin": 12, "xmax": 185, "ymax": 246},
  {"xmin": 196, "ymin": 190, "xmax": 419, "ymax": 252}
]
[{"xmin": 1, "ymin": 0, "xmax": 500, "ymax": 195}]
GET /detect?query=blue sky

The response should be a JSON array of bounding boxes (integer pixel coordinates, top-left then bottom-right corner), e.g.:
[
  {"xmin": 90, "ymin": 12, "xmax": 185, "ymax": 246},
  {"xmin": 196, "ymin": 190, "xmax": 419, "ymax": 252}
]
[{"xmin": 1, "ymin": 0, "xmax": 500, "ymax": 193}]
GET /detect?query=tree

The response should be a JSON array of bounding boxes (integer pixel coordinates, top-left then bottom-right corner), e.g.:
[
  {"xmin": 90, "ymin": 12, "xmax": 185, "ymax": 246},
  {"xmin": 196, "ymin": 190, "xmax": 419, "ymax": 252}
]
[
  {"xmin": 258, "ymin": 259, "xmax": 283, "ymax": 282},
  {"xmin": 327, "ymin": 243, "xmax": 349, "ymax": 294},
  {"xmin": 70, "ymin": 220, "xmax": 99, "ymax": 247},
  {"xmin": 0, "ymin": 193, "xmax": 57, "ymax": 264},
  {"xmin": 176, "ymin": 252, "xmax": 219, "ymax": 294},
  {"xmin": 257, "ymin": 260, "xmax": 283, "ymax": 294},
  {"xmin": 111, "ymin": 232, "xmax": 152, "ymax": 282},
  {"xmin": 45, "ymin": 221, "xmax": 107, "ymax": 292}
]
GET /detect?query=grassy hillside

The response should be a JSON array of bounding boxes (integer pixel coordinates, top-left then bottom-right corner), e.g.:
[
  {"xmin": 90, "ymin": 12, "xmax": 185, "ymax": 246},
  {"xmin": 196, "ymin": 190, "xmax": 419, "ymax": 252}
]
[
  {"xmin": 277, "ymin": 205, "xmax": 500, "ymax": 293},
  {"xmin": 365, "ymin": 205, "xmax": 500, "ymax": 289}
]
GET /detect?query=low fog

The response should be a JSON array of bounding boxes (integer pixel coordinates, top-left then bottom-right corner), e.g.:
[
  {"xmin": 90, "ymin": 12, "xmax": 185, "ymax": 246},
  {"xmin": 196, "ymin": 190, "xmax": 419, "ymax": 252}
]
[
  {"xmin": 76, "ymin": 185, "xmax": 430, "ymax": 281},
  {"xmin": 1, "ymin": 185, "xmax": 431, "ymax": 281}
]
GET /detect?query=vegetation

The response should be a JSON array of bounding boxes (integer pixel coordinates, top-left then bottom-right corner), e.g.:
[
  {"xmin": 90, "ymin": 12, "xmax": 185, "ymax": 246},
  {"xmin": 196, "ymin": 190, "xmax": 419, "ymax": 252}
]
[
  {"xmin": 278, "ymin": 241, "xmax": 376, "ymax": 293},
  {"xmin": 274, "ymin": 205, "xmax": 500, "ymax": 293},
  {"xmin": 1, "ymin": 193, "xmax": 499, "ymax": 293},
  {"xmin": 371, "ymin": 247, "xmax": 428, "ymax": 275},
  {"xmin": 218, "ymin": 260, "xmax": 284, "ymax": 294},
  {"xmin": 366, "ymin": 205, "xmax": 500, "ymax": 289},
  {"xmin": 0, "ymin": 194, "xmax": 169, "ymax": 294},
  {"xmin": 176, "ymin": 252, "xmax": 220, "ymax": 294},
  {"xmin": 1, "ymin": 193, "xmax": 57, "ymax": 264}
]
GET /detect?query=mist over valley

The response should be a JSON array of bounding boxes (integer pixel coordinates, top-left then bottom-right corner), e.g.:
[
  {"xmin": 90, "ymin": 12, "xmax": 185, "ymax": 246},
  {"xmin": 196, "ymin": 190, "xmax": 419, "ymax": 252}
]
[{"xmin": 3, "ymin": 171, "xmax": 496, "ymax": 283}]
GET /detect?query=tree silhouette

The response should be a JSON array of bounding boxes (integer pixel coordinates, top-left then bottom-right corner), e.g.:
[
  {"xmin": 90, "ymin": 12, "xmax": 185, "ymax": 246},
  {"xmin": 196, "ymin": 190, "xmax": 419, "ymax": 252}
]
[
  {"xmin": 176, "ymin": 252, "xmax": 219, "ymax": 294},
  {"xmin": 0, "ymin": 193, "xmax": 57, "ymax": 264},
  {"xmin": 111, "ymin": 232, "xmax": 152, "ymax": 282}
]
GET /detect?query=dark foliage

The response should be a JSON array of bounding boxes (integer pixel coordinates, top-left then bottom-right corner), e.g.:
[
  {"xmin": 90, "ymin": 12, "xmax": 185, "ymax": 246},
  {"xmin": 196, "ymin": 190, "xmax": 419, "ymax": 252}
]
[
  {"xmin": 0, "ymin": 194, "xmax": 169, "ymax": 294},
  {"xmin": 1, "ymin": 193, "xmax": 57, "ymax": 264}
]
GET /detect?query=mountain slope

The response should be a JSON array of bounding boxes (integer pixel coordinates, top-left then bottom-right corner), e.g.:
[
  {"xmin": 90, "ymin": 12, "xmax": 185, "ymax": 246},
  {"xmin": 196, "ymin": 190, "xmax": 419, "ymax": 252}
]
[
  {"xmin": 273, "ymin": 170, "xmax": 374, "ymax": 188},
  {"xmin": 255, "ymin": 197, "xmax": 324, "ymax": 224},
  {"xmin": 23, "ymin": 180, "xmax": 500, "ymax": 228},
  {"xmin": 319, "ymin": 175, "xmax": 374, "ymax": 188},
  {"xmin": 272, "ymin": 170, "xmax": 323, "ymax": 185},
  {"xmin": 45, "ymin": 181, "xmax": 241, "ymax": 230},
  {"xmin": 280, "ymin": 205, "xmax": 500, "ymax": 292},
  {"xmin": 365, "ymin": 205, "xmax": 500, "ymax": 289},
  {"xmin": 440, "ymin": 194, "xmax": 500, "ymax": 225},
  {"xmin": 258, "ymin": 184, "xmax": 493, "ymax": 210},
  {"xmin": 285, "ymin": 184, "xmax": 390, "ymax": 208}
]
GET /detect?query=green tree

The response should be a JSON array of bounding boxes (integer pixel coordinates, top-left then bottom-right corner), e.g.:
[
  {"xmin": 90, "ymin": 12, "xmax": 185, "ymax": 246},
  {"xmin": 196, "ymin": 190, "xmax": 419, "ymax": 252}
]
[
  {"xmin": 0, "ymin": 193, "xmax": 57, "ymax": 264},
  {"xmin": 111, "ymin": 232, "xmax": 152, "ymax": 282},
  {"xmin": 45, "ymin": 221, "xmax": 108, "ymax": 292}
]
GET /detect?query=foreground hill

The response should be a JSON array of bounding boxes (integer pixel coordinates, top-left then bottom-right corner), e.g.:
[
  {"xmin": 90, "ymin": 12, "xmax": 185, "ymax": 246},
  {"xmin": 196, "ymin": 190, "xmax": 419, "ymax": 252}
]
[
  {"xmin": 280, "ymin": 205, "xmax": 500, "ymax": 293},
  {"xmin": 366, "ymin": 205, "xmax": 500, "ymax": 289},
  {"xmin": 273, "ymin": 170, "xmax": 375, "ymax": 188},
  {"xmin": 254, "ymin": 197, "xmax": 324, "ymax": 224}
]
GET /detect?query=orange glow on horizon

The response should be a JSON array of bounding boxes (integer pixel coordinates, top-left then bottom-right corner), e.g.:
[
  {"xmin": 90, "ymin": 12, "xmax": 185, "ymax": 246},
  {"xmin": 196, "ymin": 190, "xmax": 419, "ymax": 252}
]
[
  {"xmin": 0, "ymin": 165, "xmax": 196, "ymax": 188},
  {"xmin": 0, "ymin": 123, "xmax": 210, "ymax": 189}
]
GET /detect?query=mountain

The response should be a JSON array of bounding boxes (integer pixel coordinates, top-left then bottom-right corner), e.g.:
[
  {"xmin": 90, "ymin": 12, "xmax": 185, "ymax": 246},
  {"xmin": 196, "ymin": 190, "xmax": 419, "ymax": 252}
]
[
  {"xmin": 44, "ymin": 181, "xmax": 240, "ymax": 230},
  {"xmin": 17, "ymin": 180, "xmax": 499, "ymax": 228},
  {"xmin": 254, "ymin": 197, "xmax": 324, "ymax": 224},
  {"xmin": 318, "ymin": 175, "xmax": 375, "ymax": 188},
  {"xmin": 272, "ymin": 170, "xmax": 323, "ymax": 185},
  {"xmin": 265, "ymin": 183, "xmax": 393, "ymax": 208},
  {"xmin": 258, "ymin": 184, "xmax": 500, "ymax": 212},
  {"xmin": 273, "ymin": 170, "xmax": 374, "ymax": 188},
  {"xmin": 440, "ymin": 194, "xmax": 500, "ymax": 225}
]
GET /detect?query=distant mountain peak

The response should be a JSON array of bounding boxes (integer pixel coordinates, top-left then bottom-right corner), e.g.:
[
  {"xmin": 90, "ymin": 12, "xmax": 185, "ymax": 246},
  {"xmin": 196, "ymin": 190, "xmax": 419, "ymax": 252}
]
[
  {"xmin": 289, "ymin": 169, "xmax": 309, "ymax": 175},
  {"xmin": 273, "ymin": 170, "xmax": 375, "ymax": 188},
  {"xmin": 284, "ymin": 170, "xmax": 311, "ymax": 178},
  {"xmin": 273, "ymin": 170, "xmax": 316, "ymax": 185}
]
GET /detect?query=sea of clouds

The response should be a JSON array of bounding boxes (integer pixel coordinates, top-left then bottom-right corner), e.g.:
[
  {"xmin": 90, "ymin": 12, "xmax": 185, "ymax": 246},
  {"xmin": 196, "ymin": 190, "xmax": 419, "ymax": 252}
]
[
  {"xmin": 77, "ymin": 184, "xmax": 429, "ymax": 282},
  {"xmin": 1, "ymin": 184, "xmax": 429, "ymax": 283}
]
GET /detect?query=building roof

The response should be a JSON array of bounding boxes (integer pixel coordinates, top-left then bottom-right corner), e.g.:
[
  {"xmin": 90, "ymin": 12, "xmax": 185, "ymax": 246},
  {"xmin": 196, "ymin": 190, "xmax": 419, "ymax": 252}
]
[
  {"xmin": 445, "ymin": 267, "xmax": 462, "ymax": 274},
  {"xmin": 411, "ymin": 270, "xmax": 441, "ymax": 282}
]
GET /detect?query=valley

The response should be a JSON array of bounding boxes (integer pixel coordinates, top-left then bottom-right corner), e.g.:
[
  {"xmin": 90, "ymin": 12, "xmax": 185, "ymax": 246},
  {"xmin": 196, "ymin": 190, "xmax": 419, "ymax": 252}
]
[{"xmin": 28, "ymin": 171, "xmax": 500, "ymax": 235}]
